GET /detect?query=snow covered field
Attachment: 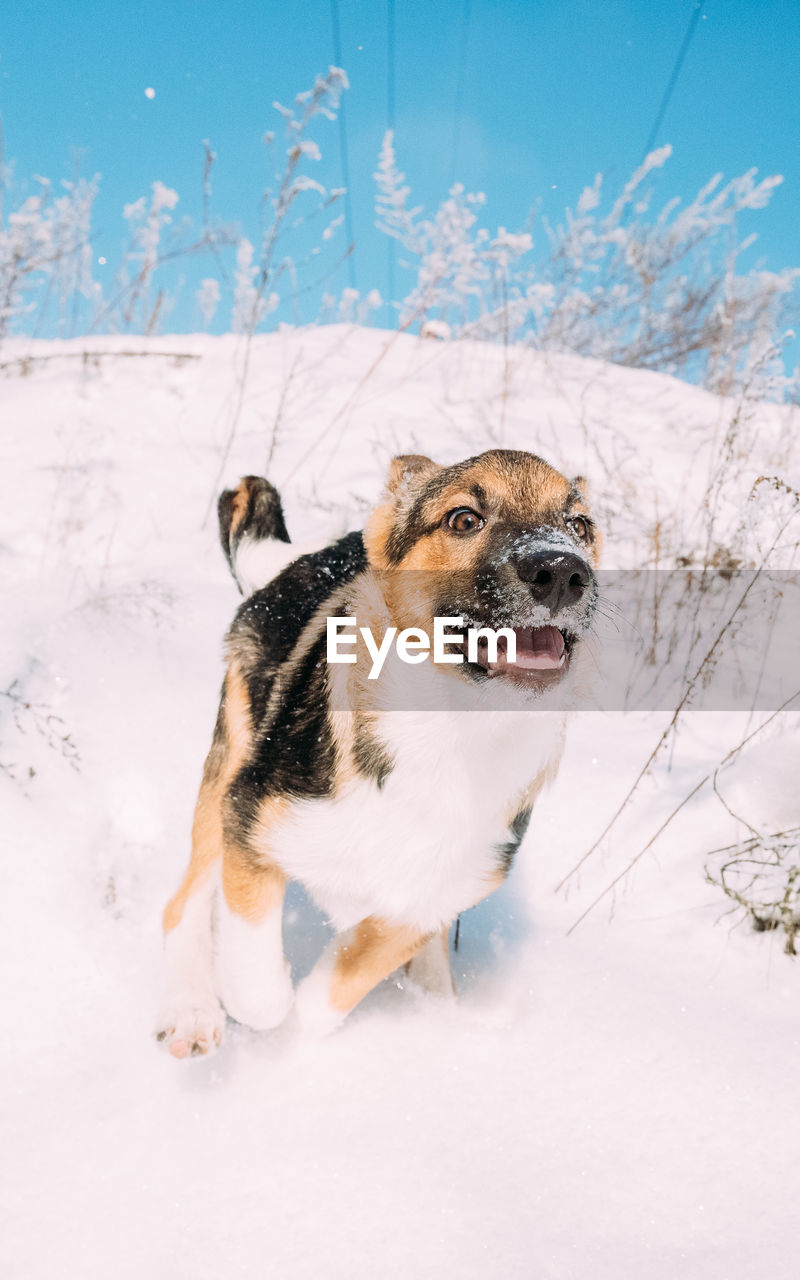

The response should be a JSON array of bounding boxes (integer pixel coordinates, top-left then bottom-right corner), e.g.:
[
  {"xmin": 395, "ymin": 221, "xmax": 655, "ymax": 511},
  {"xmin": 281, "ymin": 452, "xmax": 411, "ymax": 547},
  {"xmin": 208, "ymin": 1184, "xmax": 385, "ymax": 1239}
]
[{"xmin": 2, "ymin": 326, "xmax": 799, "ymax": 1279}]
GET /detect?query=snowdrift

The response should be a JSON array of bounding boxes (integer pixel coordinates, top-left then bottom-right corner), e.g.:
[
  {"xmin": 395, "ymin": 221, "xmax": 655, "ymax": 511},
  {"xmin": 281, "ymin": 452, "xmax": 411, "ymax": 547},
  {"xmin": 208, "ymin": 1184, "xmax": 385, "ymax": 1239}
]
[{"xmin": 2, "ymin": 326, "xmax": 799, "ymax": 1279}]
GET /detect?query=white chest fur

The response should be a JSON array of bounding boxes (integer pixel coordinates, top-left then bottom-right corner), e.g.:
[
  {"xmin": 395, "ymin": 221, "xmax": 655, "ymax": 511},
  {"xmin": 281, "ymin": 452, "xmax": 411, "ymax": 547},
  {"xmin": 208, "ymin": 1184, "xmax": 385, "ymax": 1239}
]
[{"xmin": 266, "ymin": 699, "xmax": 565, "ymax": 933}]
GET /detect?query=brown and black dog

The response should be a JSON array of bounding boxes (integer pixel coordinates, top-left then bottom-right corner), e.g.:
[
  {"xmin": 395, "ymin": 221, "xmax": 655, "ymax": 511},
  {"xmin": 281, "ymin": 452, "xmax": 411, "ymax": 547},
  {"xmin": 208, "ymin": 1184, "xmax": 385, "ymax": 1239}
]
[{"xmin": 157, "ymin": 450, "xmax": 599, "ymax": 1055}]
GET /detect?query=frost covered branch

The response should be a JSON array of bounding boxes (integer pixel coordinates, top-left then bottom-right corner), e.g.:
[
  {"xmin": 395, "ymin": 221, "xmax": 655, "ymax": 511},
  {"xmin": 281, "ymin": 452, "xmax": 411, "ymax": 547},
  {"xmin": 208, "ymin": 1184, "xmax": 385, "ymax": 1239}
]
[
  {"xmin": 374, "ymin": 134, "xmax": 799, "ymax": 399},
  {"xmin": 0, "ymin": 171, "xmax": 99, "ymax": 339},
  {"xmin": 0, "ymin": 69, "xmax": 354, "ymax": 343},
  {"xmin": 233, "ymin": 65, "xmax": 351, "ymax": 334}
]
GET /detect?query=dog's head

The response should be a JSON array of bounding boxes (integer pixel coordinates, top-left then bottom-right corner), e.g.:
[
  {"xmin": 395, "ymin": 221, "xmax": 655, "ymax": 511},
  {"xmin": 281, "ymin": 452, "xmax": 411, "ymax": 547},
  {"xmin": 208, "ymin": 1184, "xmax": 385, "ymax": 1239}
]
[{"xmin": 364, "ymin": 449, "xmax": 600, "ymax": 692}]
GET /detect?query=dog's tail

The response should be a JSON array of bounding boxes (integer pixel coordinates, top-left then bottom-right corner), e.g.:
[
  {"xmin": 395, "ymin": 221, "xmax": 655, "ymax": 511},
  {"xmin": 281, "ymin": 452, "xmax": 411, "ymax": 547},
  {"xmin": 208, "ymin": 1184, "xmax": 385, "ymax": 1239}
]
[{"xmin": 217, "ymin": 475, "xmax": 293, "ymax": 596}]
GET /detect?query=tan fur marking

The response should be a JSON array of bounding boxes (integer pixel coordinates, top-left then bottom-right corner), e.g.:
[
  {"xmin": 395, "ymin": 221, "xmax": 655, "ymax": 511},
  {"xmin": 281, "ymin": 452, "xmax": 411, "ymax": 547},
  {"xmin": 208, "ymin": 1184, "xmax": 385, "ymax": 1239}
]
[
  {"xmin": 224, "ymin": 659, "xmax": 253, "ymax": 760},
  {"xmin": 162, "ymin": 780, "xmax": 218, "ymax": 933},
  {"xmin": 363, "ymin": 500, "xmax": 398, "ymax": 570},
  {"xmin": 229, "ymin": 478, "xmax": 253, "ymax": 539},
  {"xmin": 162, "ymin": 660, "xmax": 253, "ymax": 933},
  {"xmin": 221, "ymin": 842, "xmax": 286, "ymax": 923},
  {"xmin": 329, "ymin": 917, "xmax": 429, "ymax": 1013},
  {"xmin": 326, "ymin": 703, "xmax": 360, "ymax": 790}
]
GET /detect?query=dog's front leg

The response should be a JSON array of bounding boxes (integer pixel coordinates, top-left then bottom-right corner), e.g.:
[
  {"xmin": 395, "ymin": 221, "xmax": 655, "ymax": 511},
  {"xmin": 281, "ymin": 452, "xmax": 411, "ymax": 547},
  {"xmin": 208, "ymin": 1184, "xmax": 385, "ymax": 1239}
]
[
  {"xmin": 214, "ymin": 845, "xmax": 294, "ymax": 1032},
  {"xmin": 295, "ymin": 916, "xmax": 430, "ymax": 1037}
]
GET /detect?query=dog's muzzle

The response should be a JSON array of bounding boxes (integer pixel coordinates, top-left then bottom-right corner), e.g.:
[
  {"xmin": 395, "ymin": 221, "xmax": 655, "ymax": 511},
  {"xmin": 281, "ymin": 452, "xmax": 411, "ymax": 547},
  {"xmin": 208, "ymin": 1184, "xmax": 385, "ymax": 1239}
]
[
  {"xmin": 511, "ymin": 548, "xmax": 593, "ymax": 614},
  {"xmin": 459, "ymin": 532, "xmax": 598, "ymax": 681}
]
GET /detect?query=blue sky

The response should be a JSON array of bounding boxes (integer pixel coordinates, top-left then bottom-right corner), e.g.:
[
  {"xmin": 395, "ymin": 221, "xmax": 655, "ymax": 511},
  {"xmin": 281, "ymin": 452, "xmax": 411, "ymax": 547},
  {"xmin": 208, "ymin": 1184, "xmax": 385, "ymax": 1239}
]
[{"xmin": 1, "ymin": 0, "xmax": 798, "ymax": 331}]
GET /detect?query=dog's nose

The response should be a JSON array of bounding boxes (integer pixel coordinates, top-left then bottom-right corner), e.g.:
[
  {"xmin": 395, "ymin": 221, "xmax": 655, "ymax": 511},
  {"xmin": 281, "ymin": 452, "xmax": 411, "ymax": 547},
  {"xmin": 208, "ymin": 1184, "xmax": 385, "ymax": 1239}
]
[{"xmin": 512, "ymin": 550, "xmax": 591, "ymax": 611}]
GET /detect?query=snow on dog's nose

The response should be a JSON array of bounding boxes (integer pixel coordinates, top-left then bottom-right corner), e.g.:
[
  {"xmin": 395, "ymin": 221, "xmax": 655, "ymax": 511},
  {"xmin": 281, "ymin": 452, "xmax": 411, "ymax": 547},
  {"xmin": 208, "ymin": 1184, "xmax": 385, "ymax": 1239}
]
[{"xmin": 512, "ymin": 549, "xmax": 592, "ymax": 613}]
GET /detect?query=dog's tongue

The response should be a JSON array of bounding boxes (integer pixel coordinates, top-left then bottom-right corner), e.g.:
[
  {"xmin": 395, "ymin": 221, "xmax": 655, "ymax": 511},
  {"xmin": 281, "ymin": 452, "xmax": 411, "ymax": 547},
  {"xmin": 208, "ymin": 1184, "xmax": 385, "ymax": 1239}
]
[
  {"xmin": 480, "ymin": 625, "xmax": 565, "ymax": 673},
  {"xmin": 510, "ymin": 626, "xmax": 565, "ymax": 670}
]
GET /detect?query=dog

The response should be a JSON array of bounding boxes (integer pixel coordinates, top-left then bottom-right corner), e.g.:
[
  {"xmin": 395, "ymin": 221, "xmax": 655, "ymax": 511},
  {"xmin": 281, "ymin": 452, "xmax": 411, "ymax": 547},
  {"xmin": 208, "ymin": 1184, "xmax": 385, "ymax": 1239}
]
[{"xmin": 157, "ymin": 449, "xmax": 600, "ymax": 1056}]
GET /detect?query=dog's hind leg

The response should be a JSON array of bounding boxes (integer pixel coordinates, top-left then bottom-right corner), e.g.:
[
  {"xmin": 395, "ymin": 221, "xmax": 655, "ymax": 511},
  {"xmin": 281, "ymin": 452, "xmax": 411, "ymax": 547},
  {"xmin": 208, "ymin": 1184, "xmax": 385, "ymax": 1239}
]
[
  {"xmin": 156, "ymin": 786, "xmax": 225, "ymax": 1059},
  {"xmin": 156, "ymin": 660, "xmax": 253, "ymax": 1057},
  {"xmin": 295, "ymin": 917, "xmax": 430, "ymax": 1038},
  {"xmin": 405, "ymin": 926, "xmax": 455, "ymax": 997},
  {"xmin": 214, "ymin": 843, "xmax": 293, "ymax": 1031}
]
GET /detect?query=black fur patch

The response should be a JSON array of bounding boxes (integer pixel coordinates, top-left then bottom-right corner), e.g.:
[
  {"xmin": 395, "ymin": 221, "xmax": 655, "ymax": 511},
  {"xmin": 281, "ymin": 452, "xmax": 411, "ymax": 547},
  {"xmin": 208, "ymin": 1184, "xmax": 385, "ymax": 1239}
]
[
  {"xmin": 222, "ymin": 631, "xmax": 337, "ymax": 845},
  {"xmin": 222, "ymin": 532, "xmax": 368, "ymax": 846},
  {"xmin": 230, "ymin": 530, "xmax": 366, "ymax": 710},
  {"xmin": 494, "ymin": 807, "xmax": 532, "ymax": 874}
]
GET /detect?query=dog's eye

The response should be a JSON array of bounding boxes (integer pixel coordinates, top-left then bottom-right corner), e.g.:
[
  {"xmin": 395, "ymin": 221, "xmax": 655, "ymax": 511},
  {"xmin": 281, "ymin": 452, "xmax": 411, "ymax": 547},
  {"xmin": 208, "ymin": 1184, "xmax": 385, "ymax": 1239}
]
[
  {"xmin": 567, "ymin": 515, "xmax": 591, "ymax": 542},
  {"xmin": 446, "ymin": 508, "xmax": 485, "ymax": 535}
]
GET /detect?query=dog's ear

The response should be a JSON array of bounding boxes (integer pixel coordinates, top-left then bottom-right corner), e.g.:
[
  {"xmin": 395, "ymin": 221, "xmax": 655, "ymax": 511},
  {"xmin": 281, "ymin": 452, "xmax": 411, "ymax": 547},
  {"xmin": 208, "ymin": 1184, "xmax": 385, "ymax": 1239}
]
[
  {"xmin": 364, "ymin": 454, "xmax": 441, "ymax": 567},
  {"xmin": 384, "ymin": 454, "xmax": 441, "ymax": 500},
  {"xmin": 571, "ymin": 474, "xmax": 590, "ymax": 504}
]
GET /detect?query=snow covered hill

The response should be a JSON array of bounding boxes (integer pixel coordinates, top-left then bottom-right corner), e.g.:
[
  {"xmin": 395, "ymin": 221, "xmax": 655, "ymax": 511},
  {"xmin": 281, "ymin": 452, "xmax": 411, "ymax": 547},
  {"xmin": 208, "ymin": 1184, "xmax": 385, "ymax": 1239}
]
[{"xmin": 2, "ymin": 326, "xmax": 799, "ymax": 1279}]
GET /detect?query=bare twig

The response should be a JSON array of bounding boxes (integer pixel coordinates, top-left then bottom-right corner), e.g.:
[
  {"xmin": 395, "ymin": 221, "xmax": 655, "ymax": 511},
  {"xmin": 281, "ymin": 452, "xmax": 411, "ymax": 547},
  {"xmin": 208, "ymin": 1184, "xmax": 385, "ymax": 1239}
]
[
  {"xmin": 565, "ymin": 687, "xmax": 800, "ymax": 934},
  {"xmin": 0, "ymin": 350, "xmax": 199, "ymax": 374}
]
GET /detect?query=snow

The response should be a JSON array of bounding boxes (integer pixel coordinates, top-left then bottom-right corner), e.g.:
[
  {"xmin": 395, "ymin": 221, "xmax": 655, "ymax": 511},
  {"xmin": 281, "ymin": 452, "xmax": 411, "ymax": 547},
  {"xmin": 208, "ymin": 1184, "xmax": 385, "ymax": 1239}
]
[{"xmin": 2, "ymin": 325, "xmax": 799, "ymax": 1279}]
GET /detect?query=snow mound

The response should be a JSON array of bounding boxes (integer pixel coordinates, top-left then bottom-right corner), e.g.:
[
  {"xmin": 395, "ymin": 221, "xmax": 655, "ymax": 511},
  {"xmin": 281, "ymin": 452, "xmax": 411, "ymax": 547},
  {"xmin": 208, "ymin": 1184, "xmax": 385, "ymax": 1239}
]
[{"xmin": 2, "ymin": 327, "xmax": 798, "ymax": 1279}]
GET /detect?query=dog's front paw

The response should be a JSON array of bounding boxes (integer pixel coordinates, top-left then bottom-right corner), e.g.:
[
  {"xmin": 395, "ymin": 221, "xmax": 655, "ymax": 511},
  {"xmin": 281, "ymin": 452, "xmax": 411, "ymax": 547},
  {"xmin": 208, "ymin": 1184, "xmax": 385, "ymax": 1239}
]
[
  {"xmin": 294, "ymin": 967, "xmax": 348, "ymax": 1039},
  {"xmin": 217, "ymin": 962, "xmax": 294, "ymax": 1032},
  {"xmin": 155, "ymin": 995, "xmax": 226, "ymax": 1058}
]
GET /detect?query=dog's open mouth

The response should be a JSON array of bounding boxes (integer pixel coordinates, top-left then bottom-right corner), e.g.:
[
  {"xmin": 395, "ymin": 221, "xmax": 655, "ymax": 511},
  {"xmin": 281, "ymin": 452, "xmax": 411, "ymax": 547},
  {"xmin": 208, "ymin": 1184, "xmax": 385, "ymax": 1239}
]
[{"xmin": 453, "ymin": 625, "xmax": 573, "ymax": 682}]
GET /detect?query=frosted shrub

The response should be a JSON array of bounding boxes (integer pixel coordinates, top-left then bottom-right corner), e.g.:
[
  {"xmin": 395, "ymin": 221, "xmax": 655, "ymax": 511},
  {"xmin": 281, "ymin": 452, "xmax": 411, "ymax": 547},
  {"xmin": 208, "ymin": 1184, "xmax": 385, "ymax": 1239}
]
[
  {"xmin": 322, "ymin": 285, "xmax": 383, "ymax": 325},
  {"xmin": 375, "ymin": 133, "xmax": 799, "ymax": 398},
  {"xmin": 116, "ymin": 181, "xmax": 181, "ymax": 333},
  {"xmin": 375, "ymin": 132, "xmax": 532, "ymax": 332},
  {"xmin": 2, "ymin": 71, "xmax": 796, "ymax": 395},
  {"xmin": 0, "ymin": 174, "xmax": 99, "ymax": 338},
  {"xmin": 232, "ymin": 238, "xmax": 278, "ymax": 333},
  {"xmin": 0, "ymin": 68, "xmax": 350, "ymax": 342}
]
